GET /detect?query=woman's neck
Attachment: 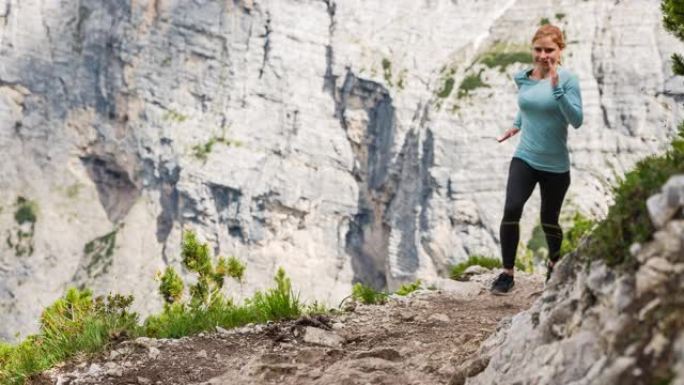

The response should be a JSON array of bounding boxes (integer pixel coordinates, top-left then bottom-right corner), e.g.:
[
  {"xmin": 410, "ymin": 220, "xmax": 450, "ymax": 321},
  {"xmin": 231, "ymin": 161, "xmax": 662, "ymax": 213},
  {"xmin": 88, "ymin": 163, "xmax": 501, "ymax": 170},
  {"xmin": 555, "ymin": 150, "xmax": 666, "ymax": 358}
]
[{"xmin": 532, "ymin": 66, "xmax": 550, "ymax": 79}]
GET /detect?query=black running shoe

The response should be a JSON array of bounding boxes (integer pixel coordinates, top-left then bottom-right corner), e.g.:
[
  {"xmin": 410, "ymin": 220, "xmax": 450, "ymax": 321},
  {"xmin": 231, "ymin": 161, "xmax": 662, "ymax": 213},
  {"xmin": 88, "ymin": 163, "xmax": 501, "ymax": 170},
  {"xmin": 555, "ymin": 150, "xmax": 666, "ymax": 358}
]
[
  {"xmin": 490, "ymin": 272, "xmax": 515, "ymax": 295},
  {"xmin": 546, "ymin": 261, "xmax": 556, "ymax": 283}
]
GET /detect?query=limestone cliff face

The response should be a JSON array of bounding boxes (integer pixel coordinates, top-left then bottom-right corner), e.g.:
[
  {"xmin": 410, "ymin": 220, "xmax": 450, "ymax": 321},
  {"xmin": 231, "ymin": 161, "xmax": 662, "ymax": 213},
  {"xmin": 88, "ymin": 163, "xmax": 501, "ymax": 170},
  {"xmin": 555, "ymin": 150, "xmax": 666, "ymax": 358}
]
[{"xmin": 0, "ymin": 0, "xmax": 682, "ymax": 340}]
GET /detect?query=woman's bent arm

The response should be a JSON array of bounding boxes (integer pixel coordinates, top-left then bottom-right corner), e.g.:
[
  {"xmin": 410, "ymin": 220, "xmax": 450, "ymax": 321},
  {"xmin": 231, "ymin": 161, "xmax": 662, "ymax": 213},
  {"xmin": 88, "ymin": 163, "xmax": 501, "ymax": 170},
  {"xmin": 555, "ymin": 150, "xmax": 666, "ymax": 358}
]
[{"xmin": 552, "ymin": 76, "xmax": 583, "ymax": 128}]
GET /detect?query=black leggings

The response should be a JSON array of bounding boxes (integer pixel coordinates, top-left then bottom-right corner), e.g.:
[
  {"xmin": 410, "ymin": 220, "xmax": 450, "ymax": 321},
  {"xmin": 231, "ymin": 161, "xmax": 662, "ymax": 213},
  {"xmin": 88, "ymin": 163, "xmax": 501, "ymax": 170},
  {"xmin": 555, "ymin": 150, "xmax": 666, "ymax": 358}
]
[{"xmin": 500, "ymin": 157, "xmax": 570, "ymax": 269}]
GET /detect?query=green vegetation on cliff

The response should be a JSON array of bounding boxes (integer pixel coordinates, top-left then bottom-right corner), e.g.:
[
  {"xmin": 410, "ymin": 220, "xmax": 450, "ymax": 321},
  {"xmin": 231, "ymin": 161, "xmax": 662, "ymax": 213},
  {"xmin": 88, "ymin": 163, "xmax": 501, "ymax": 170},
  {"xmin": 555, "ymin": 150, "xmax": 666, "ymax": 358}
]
[
  {"xmin": 478, "ymin": 43, "xmax": 533, "ymax": 72},
  {"xmin": 662, "ymin": 0, "xmax": 684, "ymax": 75},
  {"xmin": 584, "ymin": 123, "xmax": 684, "ymax": 267}
]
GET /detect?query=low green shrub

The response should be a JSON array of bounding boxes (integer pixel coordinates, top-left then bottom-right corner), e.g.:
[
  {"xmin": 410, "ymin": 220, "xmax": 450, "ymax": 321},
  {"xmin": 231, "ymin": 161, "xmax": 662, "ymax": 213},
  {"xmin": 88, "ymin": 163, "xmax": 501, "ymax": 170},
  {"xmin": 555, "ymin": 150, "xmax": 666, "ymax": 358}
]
[
  {"xmin": 145, "ymin": 231, "xmax": 300, "ymax": 338},
  {"xmin": 149, "ymin": 275, "xmax": 305, "ymax": 337},
  {"xmin": 1, "ymin": 231, "xmax": 309, "ymax": 382},
  {"xmin": 584, "ymin": 123, "xmax": 684, "ymax": 266},
  {"xmin": 526, "ymin": 212, "xmax": 595, "ymax": 263},
  {"xmin": 158, "ymin": 266, "xmax": 184, "ymax": 304},
  {"xmin": 662, "ymin": 0, "xmax": 684, "ymax": 75},
  {"xmin": 560, "ymin": 212, "xmax": 595, "ymax": 256},
  {"xmin": 0, "ymin": 289, "xmax": 138, "ymax": 385},
  {"xmin": 144, "ymin": 267, "xmax": 302, "ymax": 339},
  {"xmin": 163, "ymin": 230, "xmax": 247, "ymax": 309}
]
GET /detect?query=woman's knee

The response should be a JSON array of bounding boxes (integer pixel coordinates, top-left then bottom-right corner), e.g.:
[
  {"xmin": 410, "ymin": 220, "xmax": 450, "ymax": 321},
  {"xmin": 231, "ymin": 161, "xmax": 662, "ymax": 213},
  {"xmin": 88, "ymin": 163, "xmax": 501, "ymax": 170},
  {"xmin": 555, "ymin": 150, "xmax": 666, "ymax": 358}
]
[
  {"xmin": 502, "ymin": 205, "xmax": 524, "ymax": 222},
  {"xmin": 541, "ymin": 222, "xmax": 563, "ymax": 237}
]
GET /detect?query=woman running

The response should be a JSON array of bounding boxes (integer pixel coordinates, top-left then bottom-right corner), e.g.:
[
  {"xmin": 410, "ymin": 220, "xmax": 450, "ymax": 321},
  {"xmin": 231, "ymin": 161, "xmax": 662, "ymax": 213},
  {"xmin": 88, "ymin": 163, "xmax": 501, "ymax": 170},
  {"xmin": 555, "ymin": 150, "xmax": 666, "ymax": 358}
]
[{"xmin": 490, "ymin": 24, "xmax": 584, "ymax": 295}]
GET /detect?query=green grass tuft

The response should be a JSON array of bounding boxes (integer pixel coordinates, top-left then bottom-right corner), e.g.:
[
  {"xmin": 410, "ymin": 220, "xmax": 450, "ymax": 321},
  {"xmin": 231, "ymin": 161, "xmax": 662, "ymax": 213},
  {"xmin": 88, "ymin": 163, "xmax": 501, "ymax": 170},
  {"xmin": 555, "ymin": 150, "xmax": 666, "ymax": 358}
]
[
  {"xmin": 249, "ymin": 267, "xmax": 302, "ymax": 321},
  {"xmin": 147, "ymin": 232, "xmax": 301, "ymax": 337},
  {"xmin": 145, "ymin": 267, "xmax": 302, "ymax": 339},
  {"xmin": 450, "ymin": 255, "xmax": 502, "ymax": 280},
  {"xmin": 0, "ymin": 289, "xmax": 138, "ymax": 385},
  {"xmin": 351, "ymin": 283, "xmax": 387, "ymax": 305},
  {"xmin": 305, "ymin": 300, "xmax": 329, "ymax": 316},
  {"xmin": 395, "ymin": 280, "xmax": 422, "ymax": 296}
]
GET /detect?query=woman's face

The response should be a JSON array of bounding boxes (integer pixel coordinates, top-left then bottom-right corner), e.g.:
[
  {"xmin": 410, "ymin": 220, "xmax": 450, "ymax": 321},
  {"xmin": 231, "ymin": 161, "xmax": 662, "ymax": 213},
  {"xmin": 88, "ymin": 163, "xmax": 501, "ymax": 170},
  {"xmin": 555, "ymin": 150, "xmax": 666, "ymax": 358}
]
[{"xmin": 532, "ymin": 36, "xmax": 562, "ymax": 68}]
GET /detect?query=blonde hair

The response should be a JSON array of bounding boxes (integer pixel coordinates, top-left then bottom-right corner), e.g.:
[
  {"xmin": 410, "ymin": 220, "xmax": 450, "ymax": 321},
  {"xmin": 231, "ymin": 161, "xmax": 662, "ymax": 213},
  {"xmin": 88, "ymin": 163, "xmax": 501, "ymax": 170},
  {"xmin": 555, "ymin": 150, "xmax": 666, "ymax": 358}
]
[
  {"xmin": 532, "ymin": 24, "xmax": 565, "ymax": 64},
  {"xmin": 532, "ymin": 24, "xmax": 566, "ymax": 49}
]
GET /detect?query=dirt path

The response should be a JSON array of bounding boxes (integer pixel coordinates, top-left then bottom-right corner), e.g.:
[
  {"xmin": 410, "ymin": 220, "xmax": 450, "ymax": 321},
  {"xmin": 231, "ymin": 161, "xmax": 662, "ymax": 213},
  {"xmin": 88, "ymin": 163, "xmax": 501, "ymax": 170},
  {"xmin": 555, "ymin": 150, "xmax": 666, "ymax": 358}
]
[{"xmin": 34, "ymin": 273, "xmax": 543, "ymax": 385}]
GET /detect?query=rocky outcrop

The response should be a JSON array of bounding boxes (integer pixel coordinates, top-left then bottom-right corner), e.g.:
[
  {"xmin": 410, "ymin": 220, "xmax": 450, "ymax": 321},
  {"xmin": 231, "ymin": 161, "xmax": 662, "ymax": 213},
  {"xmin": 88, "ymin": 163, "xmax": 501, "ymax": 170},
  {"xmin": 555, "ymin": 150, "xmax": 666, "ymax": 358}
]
[
  {"xmin": 0, "ymin": 0, "xmax": 683, "ymax": 340},
  {"xmin": 460, "ymin": 175, "xmax": 684, "ymax": 385}
]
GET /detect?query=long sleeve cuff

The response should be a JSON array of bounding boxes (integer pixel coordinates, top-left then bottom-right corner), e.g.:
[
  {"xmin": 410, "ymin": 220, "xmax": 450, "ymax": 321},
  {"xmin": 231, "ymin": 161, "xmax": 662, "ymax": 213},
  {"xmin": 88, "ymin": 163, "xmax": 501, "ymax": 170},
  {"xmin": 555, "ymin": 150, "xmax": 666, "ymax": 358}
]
[
  {"xmin": 552, "ymin": 85, "xmax": 565, "ymax": 99},
  {"xmin": 552, "ymin": 83, "xmax": 583, "ymax": 128},
  {"xmin": 513, "ymin": 111, "xmax": 522, "ymax": 129}
]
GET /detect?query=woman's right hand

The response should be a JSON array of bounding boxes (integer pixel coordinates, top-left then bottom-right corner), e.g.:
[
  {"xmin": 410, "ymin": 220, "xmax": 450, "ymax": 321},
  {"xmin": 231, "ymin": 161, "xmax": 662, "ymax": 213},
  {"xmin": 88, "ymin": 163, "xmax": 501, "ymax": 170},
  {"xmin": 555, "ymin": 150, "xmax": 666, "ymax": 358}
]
[{"xmin": 497, "ymin": 127, "xmax": 520, "ymax": 142}]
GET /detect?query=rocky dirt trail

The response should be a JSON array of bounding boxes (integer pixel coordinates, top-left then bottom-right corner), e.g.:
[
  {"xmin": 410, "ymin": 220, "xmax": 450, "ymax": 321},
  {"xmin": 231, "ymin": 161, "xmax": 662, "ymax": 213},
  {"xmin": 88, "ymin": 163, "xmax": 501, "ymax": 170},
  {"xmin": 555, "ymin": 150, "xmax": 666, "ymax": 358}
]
[{"xmin": 33, "ymin": 273, "xmax": 543, "ymax": 385}]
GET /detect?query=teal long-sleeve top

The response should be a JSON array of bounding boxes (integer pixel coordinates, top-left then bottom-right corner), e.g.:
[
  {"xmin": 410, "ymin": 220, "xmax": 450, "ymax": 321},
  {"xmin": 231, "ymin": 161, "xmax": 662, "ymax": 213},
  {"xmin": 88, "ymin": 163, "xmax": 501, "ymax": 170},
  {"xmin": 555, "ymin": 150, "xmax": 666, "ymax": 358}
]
[{"xmin": 511, "ymin": 67, "xmax": 583, "ymax": 173}]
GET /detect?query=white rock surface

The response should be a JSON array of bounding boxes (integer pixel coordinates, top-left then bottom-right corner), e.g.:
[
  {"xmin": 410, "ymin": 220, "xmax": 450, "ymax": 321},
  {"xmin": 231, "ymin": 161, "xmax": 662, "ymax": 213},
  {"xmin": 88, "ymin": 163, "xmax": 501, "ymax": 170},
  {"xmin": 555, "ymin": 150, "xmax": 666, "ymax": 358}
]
[
  {"xmin": 648, "ymin": 175, "xmax": 684, "ymax": 228},
  {"xmin": 302, "ymin": 326, "xmax": 344, "ymax": 348},
  {"xmin": 0, "ymin": 0, "xmax": 682, "ymax": 340}
]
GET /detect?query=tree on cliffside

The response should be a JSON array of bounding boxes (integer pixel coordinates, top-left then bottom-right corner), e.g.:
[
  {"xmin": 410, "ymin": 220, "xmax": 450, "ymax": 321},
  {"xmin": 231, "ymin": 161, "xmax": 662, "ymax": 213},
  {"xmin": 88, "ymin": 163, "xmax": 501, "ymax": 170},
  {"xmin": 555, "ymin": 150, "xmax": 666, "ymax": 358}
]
[{"xmin": 662, "ymin": 0, "xmax": 684, "ymax": 75}]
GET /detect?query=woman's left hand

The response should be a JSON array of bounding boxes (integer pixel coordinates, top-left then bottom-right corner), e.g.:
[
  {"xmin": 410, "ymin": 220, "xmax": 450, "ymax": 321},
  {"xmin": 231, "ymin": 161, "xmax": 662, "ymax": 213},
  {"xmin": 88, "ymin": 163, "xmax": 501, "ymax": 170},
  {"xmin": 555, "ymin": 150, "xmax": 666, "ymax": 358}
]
[{"xmin": 549, "ymin": 57, "xmax": 560, "ymax": 88}]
